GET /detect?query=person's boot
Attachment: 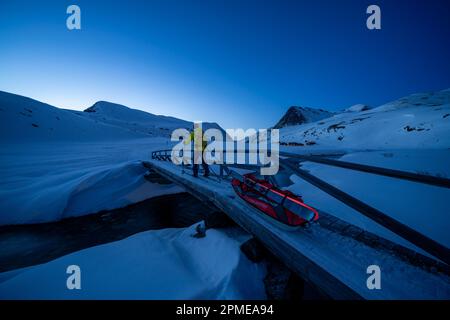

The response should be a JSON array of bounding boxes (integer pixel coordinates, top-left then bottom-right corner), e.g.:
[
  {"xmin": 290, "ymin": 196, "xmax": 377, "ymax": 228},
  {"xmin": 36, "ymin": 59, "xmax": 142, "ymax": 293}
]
[
  {"xmin": 193, "ymin": 164, "xmax": 199, "ymax": 177},
  {"xmin": 203, "ymin": 165, "xmax": 210, "ymax": 177}
]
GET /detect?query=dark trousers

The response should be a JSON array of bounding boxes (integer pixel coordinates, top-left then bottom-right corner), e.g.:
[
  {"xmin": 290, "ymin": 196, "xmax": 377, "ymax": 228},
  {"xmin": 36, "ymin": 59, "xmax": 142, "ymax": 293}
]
[{"xmin": 193, "ymin": 162, "xmax": 210, "ymax": 177}]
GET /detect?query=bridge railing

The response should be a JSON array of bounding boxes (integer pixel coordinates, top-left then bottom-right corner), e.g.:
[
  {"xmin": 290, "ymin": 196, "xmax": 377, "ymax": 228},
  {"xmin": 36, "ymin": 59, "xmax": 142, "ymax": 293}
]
[
  {"xmin": 150, "ymin": 148, "xmax": 450, "ymax": 265},
  {"xmin": 280, "ymin": 151, "xmax": 450, "ymax": 189},
  {"xmin": 151, "ymin": 150, "xmax": 172, "ymax": 161}
]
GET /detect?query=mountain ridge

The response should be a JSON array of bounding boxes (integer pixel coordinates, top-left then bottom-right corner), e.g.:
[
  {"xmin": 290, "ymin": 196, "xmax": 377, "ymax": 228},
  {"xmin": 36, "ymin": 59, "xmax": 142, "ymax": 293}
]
[
  {"xmin": 0, "ymin": 91, "xmax": 190, "ymax": 142},
  {"xmin": 278, "ymin": 88, "xmax": 450, "ymax": 149},
  {"xmin": 273, "ymin": 106, "xmax": 335, "ymax": 129}
]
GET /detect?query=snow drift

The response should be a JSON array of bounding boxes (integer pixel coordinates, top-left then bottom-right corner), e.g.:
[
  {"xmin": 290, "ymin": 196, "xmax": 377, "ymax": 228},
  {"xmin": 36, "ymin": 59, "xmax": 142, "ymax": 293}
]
[
  {"xmin": 0, "ymin": 224, "xmax": 267, "ymax": 299},
  {"xmin": 0, "ymin": 139, "xmax": 183, "ymax": 225},
  {"xmin": 0, "ymin": 91, "xmax": 190, "ymax": 225}
]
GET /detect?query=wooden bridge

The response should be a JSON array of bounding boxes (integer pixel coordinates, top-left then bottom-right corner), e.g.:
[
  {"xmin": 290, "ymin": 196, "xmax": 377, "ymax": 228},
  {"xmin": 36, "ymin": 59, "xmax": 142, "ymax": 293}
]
[{"xmin": 144, "ymin": 149, "xmax": 450, "ymax": 299}]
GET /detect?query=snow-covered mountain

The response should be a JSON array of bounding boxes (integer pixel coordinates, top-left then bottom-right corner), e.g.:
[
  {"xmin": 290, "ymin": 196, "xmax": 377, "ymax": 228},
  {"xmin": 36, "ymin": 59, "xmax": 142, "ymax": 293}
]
[
  {"xmin": 273, "ymin": 106, "xmax": 334, "ymax": 129},
  {"xmin": 344, "ymin": 104, "xmax": 371, "ymax": 113},
  {"xmin": 79, "ymin": 101, "xmax": 192, "ymax": 137},
  {"xmin": 279, "ymin": 89, "xmax": 450, "ymax": 149},
  {"xmin": 0, "ymin": 91, "xmax": 192, "ymax": 142}
]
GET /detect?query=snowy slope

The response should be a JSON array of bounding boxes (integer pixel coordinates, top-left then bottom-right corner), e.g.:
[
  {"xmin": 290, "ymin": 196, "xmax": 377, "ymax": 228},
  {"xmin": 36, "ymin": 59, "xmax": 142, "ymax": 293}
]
[
  {"xmin": 0, "ymin": 92, "xmax": 267, "ymax": 300},
  {"xmin": 78, "ymin": 101, "xmax": 192, "ymax": 138},
  {"xmin": 0, "ymin": 91, "xmax": 229, "ymax": 225},
  {"xmin": 344, "ymin": 104, "xmax": 371, "ymax": 112},
  {"xmin": 0, "ymin": 90, "xmax": 229, "ymax": 143},
  {"xmin": 279, "ymin": 89, "xmax": 450, "ymax": 149},
  {"xmin": 0, "ymin": 139, "xmax": 182, "ymax": 225},
  {"xmin": 0, "ymin": 91, "xmax": 193, "ymax": 225},
  {"xmin": 274, "ymin": 106, "xmax": 334, "ymax": 129},
  {"xmin": 0, "ymin": 91, "xmax": 149, "ymax": 142}
]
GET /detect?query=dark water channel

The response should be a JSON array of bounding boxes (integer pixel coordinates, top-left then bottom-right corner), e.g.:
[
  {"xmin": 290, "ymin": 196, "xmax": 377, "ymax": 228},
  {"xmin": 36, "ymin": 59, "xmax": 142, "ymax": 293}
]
[
  {"xmin": 0, "ymin": 190, "xmax": 326, "ymax": 300},
  {"xmin": 0, "ymin": 192, "xmax": 215, "ymax": 273}
]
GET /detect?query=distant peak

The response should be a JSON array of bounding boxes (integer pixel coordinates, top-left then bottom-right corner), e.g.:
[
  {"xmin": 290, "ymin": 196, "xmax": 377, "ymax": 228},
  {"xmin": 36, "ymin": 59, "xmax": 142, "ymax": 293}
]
[
  {"xmin": 344, "ymin": 104, "xmax": 372, "ymax": 112},
  {"xmin": 84, "ymin": 101, "xmax": 130, "ymax": 113},
  {"xmin": 274, "ymin": 105, "xmax": 334, "ymax": 129}
]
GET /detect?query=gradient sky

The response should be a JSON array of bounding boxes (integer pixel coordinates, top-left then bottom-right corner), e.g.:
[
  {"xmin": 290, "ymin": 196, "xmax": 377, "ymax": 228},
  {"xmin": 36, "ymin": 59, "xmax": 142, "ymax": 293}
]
[{"xmin": 0, "ymin": 0, "xmax": 449, "ymax": 128}]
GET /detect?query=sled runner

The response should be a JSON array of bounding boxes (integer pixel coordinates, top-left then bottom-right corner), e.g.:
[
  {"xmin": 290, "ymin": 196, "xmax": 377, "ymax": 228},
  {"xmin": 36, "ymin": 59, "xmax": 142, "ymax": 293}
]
[{"xmin": 231, "ymin": 173, "xmax": 319, "ymax": 228}]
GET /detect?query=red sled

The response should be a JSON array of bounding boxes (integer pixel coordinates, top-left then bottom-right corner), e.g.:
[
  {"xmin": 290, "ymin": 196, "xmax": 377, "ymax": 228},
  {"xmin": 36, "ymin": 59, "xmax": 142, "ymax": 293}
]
[{"xmin": 231, "ymin": 174, "xmax": 319, "ymax": 228}]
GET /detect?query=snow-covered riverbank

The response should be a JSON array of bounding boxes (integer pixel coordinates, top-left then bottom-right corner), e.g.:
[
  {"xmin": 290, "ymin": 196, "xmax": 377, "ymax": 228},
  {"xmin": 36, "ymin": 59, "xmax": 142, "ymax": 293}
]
[
  {"xmin": 0, "ymin": 139, "xmax": 182, "ymax": 225},
  {"xmin": 0, "ymin": 224, "xmax": 267, "ymax": 299}
]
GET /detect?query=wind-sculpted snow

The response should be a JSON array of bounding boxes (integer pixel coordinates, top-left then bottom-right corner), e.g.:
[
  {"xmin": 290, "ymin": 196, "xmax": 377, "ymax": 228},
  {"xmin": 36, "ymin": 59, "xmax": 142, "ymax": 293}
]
[
  {"xmin": 0, "ymin": 91, "xmax": 229, "ymax": 225},
  {"xmin": 0, "ymin": 91, "xmax": 191, "ymax": 224},
  {"xmin": 0, "ymin": 140, "xmax": 182, "ymax": 225},
  {"xmin": 0, "ymin": 224, "xmax": 267, "ymax": 299}
]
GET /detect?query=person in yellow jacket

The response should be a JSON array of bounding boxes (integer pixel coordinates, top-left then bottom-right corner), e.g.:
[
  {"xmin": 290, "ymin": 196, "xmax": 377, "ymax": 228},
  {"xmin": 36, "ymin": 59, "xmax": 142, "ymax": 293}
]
[{"xmin": 184, "ymin": 123, "xmax": 210, "ymax": 178}]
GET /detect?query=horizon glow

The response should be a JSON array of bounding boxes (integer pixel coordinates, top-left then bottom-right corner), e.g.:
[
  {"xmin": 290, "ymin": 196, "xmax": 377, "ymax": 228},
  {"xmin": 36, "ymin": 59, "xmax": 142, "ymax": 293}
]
[{"xmin": 0, "ymin": 0, "xmax": 449, "ymax": 128}]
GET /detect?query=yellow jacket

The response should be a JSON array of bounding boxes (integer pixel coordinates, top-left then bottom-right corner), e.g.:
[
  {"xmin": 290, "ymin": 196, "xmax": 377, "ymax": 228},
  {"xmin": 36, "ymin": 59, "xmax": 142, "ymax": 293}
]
[{"xmin": 184, "ymin": 128, "xmax": 208, "ymax": 151}]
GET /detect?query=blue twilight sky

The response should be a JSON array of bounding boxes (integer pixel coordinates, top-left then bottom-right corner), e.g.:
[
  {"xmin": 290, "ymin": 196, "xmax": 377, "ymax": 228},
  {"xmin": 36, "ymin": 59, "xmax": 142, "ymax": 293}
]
[{"xmin": 0, "ymin": 0, "xmax": 449, "ymax": 129}]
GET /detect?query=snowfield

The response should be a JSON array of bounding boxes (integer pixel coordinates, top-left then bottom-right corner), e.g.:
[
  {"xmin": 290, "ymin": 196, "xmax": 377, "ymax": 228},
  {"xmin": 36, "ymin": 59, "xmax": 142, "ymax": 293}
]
[
  {"xmin": 279, "ymin": 89, "xmax": 450, "ymax": 149},
  {"xmin": 0, "ymin": 224, "xmax": 266, "ymax": 299},
  {"xmin": 0, "ymin": 90, "xmax": 187, "ymax": 225},
  {"xmin": 287, "ymin": 149, "xmax": 450, "ymax": 254},
  {"xmin": 1, "ymin": 88, "xmax": 450, "ymax": 299},
  {"xmin": 0, "ymin": 140, "xmax": 183, "ymax": 225},
  {"xmin": 0, "ymin": 90, "xmax": 267, "ymax": 300},
  {"xmin": 273, "ymin": 89, "xmax": 450, "ymax": 254}
]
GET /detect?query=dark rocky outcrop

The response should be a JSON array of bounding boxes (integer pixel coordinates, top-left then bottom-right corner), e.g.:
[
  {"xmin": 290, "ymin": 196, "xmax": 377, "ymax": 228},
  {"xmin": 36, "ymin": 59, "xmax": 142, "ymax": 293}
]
[{"xmin": 274, "ymin": 106, "xmax": 333, "ymax": 129}]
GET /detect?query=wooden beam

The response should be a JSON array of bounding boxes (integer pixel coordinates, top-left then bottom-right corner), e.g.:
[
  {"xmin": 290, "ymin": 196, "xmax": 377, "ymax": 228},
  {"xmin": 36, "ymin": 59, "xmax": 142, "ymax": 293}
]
[
  {"xmin": 280, "ymin": 152, "xmax": 450, "ymax": 189},
  {"xmin": 281, "ymin": 159, "xmax": 450, "ymax": 266},
  {"xmin": 146, "ymin": 161, "xmax": 363, "ymax": 300}
]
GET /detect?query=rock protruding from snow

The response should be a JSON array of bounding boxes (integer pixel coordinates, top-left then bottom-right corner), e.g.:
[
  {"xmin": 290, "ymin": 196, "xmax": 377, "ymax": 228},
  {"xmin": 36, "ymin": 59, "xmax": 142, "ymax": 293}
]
[
  {"xmin": 274, "ymin": 106, "xmax": 334, "ymax": 129},
  {"xmin": 279, "ymin": 88, "xmax": 450, "ymax": 149},
  {"xmin": 345, "ymin": 104, "xmax": 371, "ymax": 112}
]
